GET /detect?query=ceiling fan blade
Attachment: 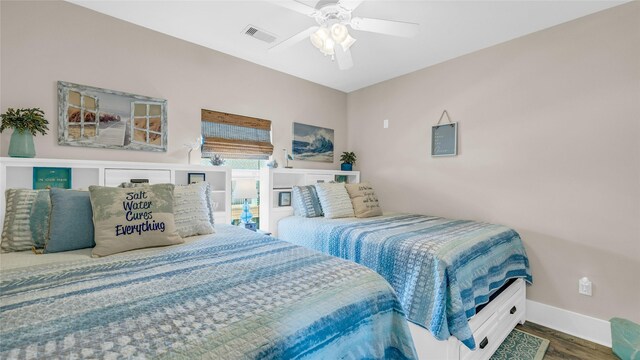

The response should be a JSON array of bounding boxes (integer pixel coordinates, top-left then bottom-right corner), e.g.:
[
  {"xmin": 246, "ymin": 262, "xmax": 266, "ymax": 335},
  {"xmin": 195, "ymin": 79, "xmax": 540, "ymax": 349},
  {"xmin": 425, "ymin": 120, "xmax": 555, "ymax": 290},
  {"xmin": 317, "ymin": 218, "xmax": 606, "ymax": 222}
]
[
  {"xmin": 338, "ymin": 0, "xmax": 365, "ymax": 11},
  {"xmin": 349, "ymin": 17, "xmax": 419, "ymax": 38},
  {"xmin": 334, "ymin": 46, "xmax": 353, "ymax": 70},
  {"xmin": 266, "ymin": 0, "xmax": 319, "ymax": 17},
  {"xmin": 269, "ymin": 26, "xmax": 318, "ymax": 53}
]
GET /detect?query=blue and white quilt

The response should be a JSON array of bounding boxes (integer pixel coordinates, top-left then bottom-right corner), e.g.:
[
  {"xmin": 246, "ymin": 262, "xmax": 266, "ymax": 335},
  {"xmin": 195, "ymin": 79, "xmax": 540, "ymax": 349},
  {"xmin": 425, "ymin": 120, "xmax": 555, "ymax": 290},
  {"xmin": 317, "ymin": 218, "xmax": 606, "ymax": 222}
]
[
  {"xmin": 278, "ymin": 214, "xmax": 533, "ymax": 350},
  {"xmin": 0, "ymin": 225, "xmax": 417, "ymax": 359}
]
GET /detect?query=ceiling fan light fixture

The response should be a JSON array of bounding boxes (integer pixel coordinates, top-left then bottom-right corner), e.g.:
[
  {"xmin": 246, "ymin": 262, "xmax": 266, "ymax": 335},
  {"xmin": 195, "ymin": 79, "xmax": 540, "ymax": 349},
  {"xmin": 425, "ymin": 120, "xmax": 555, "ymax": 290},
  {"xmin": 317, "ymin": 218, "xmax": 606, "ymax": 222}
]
[
  {"xmin": 310, "ymin": 27, "xmax": 331, "ymax": 49},
  {"xmin": 330, "ymin": 23, "xmax": 348, "ymax": 43},
  {"xmin": 310, "ymin": 31, "xmax": 324, "ymax": 49},
  {"xmin": 321, "ymin": 38, "xmax": 335, "ymax": 56},
  {"xmin": 339, "ymin": 33, "xmax": 356, "ymax": 51},
  {"xmin": 311, "ymin": 26, "xmax": 337, "ymax": 56}
]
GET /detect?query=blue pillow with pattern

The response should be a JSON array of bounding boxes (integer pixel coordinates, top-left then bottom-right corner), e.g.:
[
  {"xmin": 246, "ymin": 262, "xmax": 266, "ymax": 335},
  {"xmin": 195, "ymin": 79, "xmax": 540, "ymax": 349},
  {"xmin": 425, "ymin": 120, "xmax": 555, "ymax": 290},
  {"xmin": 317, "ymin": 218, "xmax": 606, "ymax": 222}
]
[{"xmin": 292, "ymin": 185, "xmax": 323, "ymax": 218}]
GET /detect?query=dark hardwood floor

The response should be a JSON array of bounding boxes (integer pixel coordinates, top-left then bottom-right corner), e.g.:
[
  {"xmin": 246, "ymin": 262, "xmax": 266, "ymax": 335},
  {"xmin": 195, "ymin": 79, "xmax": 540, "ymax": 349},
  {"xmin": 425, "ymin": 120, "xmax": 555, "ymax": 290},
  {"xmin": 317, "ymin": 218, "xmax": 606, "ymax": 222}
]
[{"xmin": 516, "ymin": 322, "xmax": 618, "ymax": 360}]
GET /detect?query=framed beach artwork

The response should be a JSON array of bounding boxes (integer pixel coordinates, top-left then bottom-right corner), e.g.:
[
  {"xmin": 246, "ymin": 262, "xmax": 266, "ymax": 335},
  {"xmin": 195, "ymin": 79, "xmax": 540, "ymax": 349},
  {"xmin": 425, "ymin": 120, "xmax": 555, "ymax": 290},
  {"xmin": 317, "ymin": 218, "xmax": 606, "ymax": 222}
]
[
  {"xmin": 57, "ymin": 81, "xmax": 168, "ymax": 152},
  {"xmin": 292, "ymin": 122, "xmax": 334, "ymax": 163},
  {"xmin": 278, "ymin": 191, "xmax": 292, "ymax": 207}
]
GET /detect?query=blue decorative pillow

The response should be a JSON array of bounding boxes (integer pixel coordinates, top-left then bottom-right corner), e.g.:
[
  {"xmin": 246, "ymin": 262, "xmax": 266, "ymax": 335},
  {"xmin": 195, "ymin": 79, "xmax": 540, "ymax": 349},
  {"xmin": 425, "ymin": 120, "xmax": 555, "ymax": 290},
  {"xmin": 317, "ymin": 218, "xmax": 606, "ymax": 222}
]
[
  {"xmin": 292, "ymin": 185, "xmax": 323, "ymax": 218},
  {"xmin": 46, "ymin": 188, "xmax": 95, "ymax": 253}
]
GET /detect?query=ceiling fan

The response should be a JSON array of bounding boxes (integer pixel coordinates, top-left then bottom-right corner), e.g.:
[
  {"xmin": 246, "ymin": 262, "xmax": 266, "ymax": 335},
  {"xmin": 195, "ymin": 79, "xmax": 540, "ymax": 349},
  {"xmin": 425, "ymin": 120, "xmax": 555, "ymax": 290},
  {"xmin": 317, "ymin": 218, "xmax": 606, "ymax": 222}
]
[{"xmin": 268, "ymin": 0, "xmax": 419, "ymax": 70}]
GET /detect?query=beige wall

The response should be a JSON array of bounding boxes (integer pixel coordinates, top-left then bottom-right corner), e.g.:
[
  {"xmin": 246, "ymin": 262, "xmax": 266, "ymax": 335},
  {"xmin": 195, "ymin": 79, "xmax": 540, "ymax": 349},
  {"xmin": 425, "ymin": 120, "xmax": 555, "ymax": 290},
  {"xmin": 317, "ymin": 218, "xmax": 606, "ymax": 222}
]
[
  {"xmin": 348, "ymin": 2, "xmax": 640, "ymax": 323},
  {"xmin": 0, "ymin": 1, "xmax": 347, "ymax": 168}
]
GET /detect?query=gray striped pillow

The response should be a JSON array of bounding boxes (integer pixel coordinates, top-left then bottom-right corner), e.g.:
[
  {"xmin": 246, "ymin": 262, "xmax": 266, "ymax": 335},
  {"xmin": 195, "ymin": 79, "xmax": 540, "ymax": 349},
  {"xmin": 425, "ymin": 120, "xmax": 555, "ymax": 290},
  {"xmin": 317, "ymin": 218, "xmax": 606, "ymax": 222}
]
[
  {"xmin": 292, "ymin": 185, "xmax": 323, "ymax": 218},
  {"xmin": 314, "ymin": 183, "xmax": 355, "ymax": 219},
  {"xmin": 1, "ymin": 189, "xmax": 51, "ymax": 252},
  {"xmin": 204, "ymin": 182, "xmax": 217, "ymax": 227}
]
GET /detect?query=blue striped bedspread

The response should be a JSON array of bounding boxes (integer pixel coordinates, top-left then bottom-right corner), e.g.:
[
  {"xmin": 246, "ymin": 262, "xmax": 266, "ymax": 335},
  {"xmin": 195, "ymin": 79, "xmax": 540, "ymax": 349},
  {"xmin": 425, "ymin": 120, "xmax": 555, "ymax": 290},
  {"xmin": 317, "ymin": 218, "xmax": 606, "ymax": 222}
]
[
  {"xmin": 278, "ymin": 214, "xmax": 533, "ymax": 350},
  {"xmin": 0, "ymin": 225, "xmax": 416, "ymax": 359}
]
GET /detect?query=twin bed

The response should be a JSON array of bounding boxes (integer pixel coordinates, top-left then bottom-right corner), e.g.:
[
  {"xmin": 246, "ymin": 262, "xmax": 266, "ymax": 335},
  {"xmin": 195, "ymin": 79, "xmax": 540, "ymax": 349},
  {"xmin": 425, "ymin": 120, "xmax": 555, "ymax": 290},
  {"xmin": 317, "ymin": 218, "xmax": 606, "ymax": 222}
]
[
  {"xmin": 0, "ymin": 225, "xmax": 416, "ymax": 359},
  {"xmin": 278, "ymin": 213, "xmax": 532, "ymax": 360}
]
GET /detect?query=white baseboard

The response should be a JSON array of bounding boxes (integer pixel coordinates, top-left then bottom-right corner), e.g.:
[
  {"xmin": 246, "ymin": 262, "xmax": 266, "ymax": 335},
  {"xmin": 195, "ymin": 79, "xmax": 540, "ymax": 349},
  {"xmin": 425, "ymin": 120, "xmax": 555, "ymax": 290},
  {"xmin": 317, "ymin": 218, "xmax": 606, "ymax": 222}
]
[{"xmin": 526, "ymin": 300, "xmax": 611, "ymax": 347}]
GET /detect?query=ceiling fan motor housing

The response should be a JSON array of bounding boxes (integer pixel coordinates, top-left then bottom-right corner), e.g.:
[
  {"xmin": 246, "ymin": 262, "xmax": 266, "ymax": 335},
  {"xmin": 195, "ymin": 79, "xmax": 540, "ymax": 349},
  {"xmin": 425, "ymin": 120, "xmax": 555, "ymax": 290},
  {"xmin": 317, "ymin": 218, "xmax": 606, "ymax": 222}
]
[{"xmin": 313, "ymin": 2, "xmax": 352, "ymax": 26}]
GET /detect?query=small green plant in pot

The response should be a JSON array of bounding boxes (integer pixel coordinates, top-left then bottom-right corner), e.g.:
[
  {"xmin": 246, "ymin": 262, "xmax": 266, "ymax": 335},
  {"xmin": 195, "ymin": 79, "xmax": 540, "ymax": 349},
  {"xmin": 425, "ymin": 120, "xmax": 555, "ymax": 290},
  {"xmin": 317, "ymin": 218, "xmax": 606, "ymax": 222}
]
[
  {"xmin": 340, "ymin": 151, "xmax": 356, "ymax": 171},
  {"xmin": 0, "ymin": 108, "xmax": 49, "ymax": 158}
]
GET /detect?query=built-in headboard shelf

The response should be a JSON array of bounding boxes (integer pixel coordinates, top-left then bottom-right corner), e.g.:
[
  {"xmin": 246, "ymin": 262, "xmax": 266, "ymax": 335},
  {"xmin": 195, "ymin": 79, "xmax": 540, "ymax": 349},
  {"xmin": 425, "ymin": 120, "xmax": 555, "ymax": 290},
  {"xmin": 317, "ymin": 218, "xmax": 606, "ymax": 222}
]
[
  {"xmin": 0, "ymin": 157, "xmax": 232, "ymax": 234},
  {"xmin": 259, "ymin": 168, "xmax": 360, "ymax": 235}
]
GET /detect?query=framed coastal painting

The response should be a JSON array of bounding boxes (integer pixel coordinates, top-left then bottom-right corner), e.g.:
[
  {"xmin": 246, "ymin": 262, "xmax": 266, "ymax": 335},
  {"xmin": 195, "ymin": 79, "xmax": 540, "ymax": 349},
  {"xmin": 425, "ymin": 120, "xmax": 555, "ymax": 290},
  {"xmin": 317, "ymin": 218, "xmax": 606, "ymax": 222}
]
[
  {"xmin": 57, "ymin": 81, "xmax": 168, "ymax": 152},
  {"xmin": 292, "ymin": 122, "xmax": 334, "ymax": 163},
  {"xmin": 278, "ymin": 191, "xmax": 292, "ymax": 207}
]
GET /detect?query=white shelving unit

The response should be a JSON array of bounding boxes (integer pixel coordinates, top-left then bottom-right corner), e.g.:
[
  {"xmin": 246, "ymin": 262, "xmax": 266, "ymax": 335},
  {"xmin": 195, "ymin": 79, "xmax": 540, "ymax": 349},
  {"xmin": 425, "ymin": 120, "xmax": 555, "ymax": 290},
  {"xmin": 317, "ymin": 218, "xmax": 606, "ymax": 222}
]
[
  {"xmin": 0, "ymin": 157, "xmax": 232, "ymax": 234},
  {"xmin": 259, "ymin": 168, "xmax": 360, "ymax": 234}
]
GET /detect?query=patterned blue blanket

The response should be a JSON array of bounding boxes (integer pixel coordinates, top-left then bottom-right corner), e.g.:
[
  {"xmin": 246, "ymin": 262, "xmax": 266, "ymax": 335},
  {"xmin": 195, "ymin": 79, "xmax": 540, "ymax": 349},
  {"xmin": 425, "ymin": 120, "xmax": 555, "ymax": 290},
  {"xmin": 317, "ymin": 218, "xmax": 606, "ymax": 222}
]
[
  {"xmin": 278, "ymin": 214, "xmax": 532, "ymax": 350},
  {"xmin": 0, "ymin": 225, "xmax": 416, "ymax": 359}
]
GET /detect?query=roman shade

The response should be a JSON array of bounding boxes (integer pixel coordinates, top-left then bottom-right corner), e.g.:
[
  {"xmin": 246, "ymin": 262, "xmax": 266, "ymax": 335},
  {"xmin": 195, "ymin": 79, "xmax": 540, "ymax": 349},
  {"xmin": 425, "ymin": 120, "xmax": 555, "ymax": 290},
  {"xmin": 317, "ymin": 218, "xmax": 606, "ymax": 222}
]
[{"xmin": 201, "ymin": 109, "xmax": 274, "ymax": 159}]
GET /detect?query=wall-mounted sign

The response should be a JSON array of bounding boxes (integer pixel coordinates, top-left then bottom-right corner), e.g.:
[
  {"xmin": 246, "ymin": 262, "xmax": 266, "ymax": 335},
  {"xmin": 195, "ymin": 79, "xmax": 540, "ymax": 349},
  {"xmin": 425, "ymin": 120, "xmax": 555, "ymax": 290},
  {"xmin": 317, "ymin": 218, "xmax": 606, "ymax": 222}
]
[
  {"xmin": 431, "ymin": 123, "xmax": 458, "ymax": 157},
  {"xmin": 33, "ymin": 167, "xmax": 72, "ymax": 189},
  {"xmin": 431, "ymin": 110, "xmax": 458, "ymax": 157}
]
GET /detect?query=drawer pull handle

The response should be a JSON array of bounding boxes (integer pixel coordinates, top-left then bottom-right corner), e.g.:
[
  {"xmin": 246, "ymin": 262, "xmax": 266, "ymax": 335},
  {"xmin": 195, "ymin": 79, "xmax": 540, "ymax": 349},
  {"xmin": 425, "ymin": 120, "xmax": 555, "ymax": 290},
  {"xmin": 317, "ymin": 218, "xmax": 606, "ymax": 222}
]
[
  {"xmin": 479, "ymin": 337, "xmax": 489, "ymax": 349},
  {"xmin": 510, "ymin": 306, "xmax": 517, "ymax": 314}
]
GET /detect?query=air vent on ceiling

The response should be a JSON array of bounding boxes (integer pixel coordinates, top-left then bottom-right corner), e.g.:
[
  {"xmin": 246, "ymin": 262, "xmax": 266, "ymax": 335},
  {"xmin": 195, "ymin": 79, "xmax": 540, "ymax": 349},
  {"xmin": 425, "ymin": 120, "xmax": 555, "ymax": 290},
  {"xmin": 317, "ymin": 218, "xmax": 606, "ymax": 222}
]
[{"xmin": 243, "ymin": 25, "xmax": 277, "ymax": 44}]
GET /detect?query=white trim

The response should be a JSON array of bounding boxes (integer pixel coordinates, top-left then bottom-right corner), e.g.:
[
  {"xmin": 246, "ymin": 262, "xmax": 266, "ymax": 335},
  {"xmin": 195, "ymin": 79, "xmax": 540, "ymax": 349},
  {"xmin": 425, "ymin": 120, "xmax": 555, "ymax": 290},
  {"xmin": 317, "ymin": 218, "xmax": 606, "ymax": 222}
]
[{"xmin": 526, "ymin": 300, "xmax": 611, "ymax": 347}]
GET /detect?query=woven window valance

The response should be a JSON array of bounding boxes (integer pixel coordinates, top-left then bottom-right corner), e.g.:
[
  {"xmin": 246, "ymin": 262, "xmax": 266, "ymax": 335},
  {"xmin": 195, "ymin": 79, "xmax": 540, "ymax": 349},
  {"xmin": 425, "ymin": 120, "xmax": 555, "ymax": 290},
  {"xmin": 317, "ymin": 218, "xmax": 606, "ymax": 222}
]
[{"xmin": 201, "ymin": 109, "xmax": 274, "ymax": 159}]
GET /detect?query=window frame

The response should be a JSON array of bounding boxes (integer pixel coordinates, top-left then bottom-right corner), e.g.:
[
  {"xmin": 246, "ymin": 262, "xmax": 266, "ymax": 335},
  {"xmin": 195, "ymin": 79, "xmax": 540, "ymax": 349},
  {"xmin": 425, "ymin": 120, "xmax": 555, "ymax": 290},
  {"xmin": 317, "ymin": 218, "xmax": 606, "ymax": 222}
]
[
  {"xmin": 130, "ymin": 101, "xmax": 164, "ymax": 147},
  {"xmin": 65, "ymin": 91, "xmax": 99, "ymax": 140}
]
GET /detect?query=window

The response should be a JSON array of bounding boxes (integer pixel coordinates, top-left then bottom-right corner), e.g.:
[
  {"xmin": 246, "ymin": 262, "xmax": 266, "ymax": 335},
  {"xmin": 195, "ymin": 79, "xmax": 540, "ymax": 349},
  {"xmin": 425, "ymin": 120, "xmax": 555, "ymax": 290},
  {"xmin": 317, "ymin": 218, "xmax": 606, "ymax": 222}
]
[
  {"xmin": 66, "ymin": 91, "xmax": 98, "ymax": 140},
  {"xmin": 201, "ymin": 109, "xmax": 273, "ymax": 227},
  {"xmin": 132, "ymin": 102, "xmax": 164, "ymax": 147},
  {"xmin": 201, "ymin": 109, "xmax": 274, "ymax": 160}
]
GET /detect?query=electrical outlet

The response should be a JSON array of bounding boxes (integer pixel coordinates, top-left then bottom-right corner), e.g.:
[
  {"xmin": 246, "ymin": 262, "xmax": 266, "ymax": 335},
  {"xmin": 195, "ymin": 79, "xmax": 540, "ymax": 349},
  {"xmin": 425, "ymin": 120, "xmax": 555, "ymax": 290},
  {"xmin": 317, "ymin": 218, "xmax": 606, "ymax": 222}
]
[
  {"xmin": 383, "ymin": 119, "xmax": 389, "ymax": 128},
  {"xmin": 579, "ymin": 277, "xmax": 592, "ymax": 296}
]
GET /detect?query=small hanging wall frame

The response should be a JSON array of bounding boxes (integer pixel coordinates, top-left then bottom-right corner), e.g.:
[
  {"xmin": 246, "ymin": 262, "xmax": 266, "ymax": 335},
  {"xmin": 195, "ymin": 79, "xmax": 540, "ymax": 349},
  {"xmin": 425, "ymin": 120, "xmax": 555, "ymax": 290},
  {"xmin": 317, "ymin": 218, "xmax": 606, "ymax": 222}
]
[{"xmin": 431, "ymin": 110, "xmax": 458, "ymax": 157}]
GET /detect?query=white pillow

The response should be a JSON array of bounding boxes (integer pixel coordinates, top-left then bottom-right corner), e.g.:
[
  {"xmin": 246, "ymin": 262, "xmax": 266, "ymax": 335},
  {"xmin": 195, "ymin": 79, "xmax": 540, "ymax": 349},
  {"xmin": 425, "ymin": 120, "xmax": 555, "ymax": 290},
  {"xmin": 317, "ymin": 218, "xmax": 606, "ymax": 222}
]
[
  {"xmin": 314, "ymin": 183, "xmax": 355, "ymax": 219},
  {"xmin": 174, "ymin": 182, "xmax": 215, "ymax": 237}
]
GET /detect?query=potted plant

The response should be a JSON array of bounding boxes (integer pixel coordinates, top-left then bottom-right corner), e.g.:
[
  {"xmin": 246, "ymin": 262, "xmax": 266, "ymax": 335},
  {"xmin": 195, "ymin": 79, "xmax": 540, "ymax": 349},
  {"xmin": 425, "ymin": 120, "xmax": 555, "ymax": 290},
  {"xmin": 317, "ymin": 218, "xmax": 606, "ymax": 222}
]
[
  {"xmin": 340, "ymin": 151, "xmax": 356, "ymax": 171},
  {"xmin": 0, "ymin": 108, "xmax": 49, "ymax": 158}
]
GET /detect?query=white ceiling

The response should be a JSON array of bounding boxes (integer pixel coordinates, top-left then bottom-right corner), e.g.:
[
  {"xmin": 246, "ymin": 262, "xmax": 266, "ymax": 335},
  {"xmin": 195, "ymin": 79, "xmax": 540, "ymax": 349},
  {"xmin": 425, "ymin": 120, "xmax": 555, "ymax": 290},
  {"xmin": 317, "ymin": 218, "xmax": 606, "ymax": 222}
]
[{"xmin": 68, "ymin": 0, "xmax": 626, "ymax": 93}]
